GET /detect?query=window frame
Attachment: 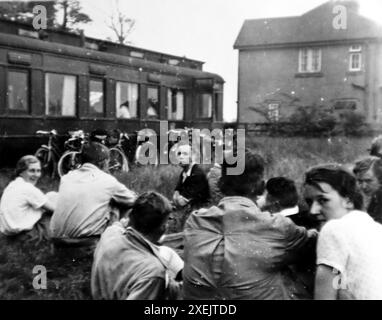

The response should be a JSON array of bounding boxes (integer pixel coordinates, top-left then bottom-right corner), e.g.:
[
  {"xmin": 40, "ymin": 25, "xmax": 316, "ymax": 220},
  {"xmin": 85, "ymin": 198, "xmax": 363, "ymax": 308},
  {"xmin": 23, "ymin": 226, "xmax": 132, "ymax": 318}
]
[
  {"xmin": 115, "ymin": 80, "xmax": 139, "ymax": 119},
  {"xmin": 88, "ymin": 77, "xmax": 105, "ymax": 117},
  {"xmin": 166, "ymin": 87, "xmax": 185, "ymax": 121},
  {"xmin": 44, "ymin": 72, "xmax": 77, "ymax": 118},
  {"xmin": 6, "ymin": 68, "xmax": 30, "ymax": 115},
  {"xmin": 267, "ymin": 102, "xmax": 280, "ymax": 122},
  {"xmin": 146, "ymin": 85, "xmax": 160, "ymax": 120},
  {"xmin": 298, "ymin": 48, "xmax": 322, "ymax": 73},
  {"xmin": 197, "ymin": 92, "xmax": 213, "ymax": 119}
]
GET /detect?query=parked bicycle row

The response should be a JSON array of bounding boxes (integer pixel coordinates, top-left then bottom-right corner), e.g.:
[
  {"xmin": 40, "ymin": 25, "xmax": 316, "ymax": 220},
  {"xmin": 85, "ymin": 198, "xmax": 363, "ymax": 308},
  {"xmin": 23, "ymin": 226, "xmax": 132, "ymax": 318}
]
[{"xmin": 34, "ymin": 127, "xmax": 228, "ymax": 178}]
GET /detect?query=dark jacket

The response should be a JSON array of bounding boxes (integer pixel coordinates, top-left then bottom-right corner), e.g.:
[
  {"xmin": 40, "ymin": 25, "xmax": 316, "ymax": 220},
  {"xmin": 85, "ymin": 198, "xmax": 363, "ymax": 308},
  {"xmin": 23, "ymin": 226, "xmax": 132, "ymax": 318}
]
[
  {"xmin": 175, "ymin": 164, "xmax": 210, "ymax": 207},
  {"xmin": 368, "ymin": 188, "xmax": 382, "ymax": 224}
]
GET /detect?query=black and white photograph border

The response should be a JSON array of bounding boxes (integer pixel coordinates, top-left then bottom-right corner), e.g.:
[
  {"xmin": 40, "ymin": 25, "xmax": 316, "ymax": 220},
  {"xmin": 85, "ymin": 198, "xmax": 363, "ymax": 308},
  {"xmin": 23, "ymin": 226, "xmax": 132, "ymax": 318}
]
[{"xmin": 0, "ymin": 0, "xmax": 382, "ymax": 304}]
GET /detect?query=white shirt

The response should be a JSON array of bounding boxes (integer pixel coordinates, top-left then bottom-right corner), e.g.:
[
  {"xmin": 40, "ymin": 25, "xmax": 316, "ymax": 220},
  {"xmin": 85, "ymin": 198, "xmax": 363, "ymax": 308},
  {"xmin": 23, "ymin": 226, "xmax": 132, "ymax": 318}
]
[
  {"xmin": 278, "ymin": 206, "xmax": 299, "ymax": 217},
  {"xmin": 317, "ymin": 210, "xmax": 382, "ymax": 299},
  {"xmin": 0, "ymin": 177, "xmax": 47, "ymax": 235},
  {"xmin": 50, "ymin": 163, "xmax": 137, "ymax": 239}
]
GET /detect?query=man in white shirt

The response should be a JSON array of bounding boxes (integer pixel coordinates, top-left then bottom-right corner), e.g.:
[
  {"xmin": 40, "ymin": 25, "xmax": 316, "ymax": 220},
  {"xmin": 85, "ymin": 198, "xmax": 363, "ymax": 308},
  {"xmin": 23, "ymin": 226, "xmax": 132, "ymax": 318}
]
[{"xmin": 50, "ymin": 142, "xmax": 137, "ymax": 245}]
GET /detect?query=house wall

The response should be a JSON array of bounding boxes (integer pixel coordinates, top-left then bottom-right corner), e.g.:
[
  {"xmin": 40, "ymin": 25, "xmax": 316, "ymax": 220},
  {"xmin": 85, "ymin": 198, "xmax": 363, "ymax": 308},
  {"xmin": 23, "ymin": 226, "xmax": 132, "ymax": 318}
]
[{"xmin": 238, "ymin": 42, "xmax": 380, "ymax": 123}]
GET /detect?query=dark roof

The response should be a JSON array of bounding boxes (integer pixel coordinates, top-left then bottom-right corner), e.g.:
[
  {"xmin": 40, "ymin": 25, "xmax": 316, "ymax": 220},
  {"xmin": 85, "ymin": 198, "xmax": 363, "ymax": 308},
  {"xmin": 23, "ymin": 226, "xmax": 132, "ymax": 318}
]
[{"xmin": 234, "ymin": 1, "xmax": 382, "ymax": 49}]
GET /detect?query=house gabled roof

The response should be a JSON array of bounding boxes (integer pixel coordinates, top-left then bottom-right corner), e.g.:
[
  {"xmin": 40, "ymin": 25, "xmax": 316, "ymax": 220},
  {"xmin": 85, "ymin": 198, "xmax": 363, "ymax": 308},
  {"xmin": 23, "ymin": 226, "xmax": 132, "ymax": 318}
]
[{"xmin": 234, "ymin": 0, "xmax": 382, "ymax": 49}]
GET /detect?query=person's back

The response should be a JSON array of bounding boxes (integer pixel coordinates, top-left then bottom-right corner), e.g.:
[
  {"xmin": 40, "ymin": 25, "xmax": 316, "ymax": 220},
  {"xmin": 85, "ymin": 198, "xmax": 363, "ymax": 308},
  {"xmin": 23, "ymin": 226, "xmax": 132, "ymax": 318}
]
[
  {"xmin": 51, "ymin": 164, "xmax": 133, "ymax": 238},
  {"xmin": 50, "ymin": 142, "xmax": 136, "ymax": 240},
  {"xmin": 91, "ymin": 191, "xmax": 182, "ymax": 300},
  {"xmin": 91, "ymin": 222, "xmax": 168, "ymax": 299},
  {"xmin": 183, "ymin": 150, "xmax": 313, "ymax": 300},
  {"xmin": 184, "ymin": 198, "xmax": 311, "ymax": 299}
]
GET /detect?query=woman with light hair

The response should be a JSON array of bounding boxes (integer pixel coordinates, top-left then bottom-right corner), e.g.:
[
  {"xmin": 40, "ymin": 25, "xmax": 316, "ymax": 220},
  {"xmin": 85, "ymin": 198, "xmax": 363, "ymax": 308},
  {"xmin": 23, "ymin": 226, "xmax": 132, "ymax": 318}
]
[{"xmin": 0, "ymin": 155, "xmax": 57, "ymax": 241}]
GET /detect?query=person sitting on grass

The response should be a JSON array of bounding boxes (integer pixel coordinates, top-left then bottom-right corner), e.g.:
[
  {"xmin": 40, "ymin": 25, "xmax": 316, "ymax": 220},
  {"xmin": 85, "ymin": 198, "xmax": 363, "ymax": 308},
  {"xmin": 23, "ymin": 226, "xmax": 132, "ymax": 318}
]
[
  {"xmin": 260, "ymin": 177, "xmax": 321, "ymax": 229},
  {"xmin": 91, "ymin": 191, "xmax": 183, "ymax": 300},
  {"xmin": 0, "ymin": 155, "xmax": 57, "ymax": 241},
  {"xmin": 353, "ymin": 156, "xmax": 382, "ymax": 224},
  {"xmin": 50, "ymin": 142, "xmax": 136, "ymax": 251},
  {"xmin": 259, "ymin": 176, "xmax": 319, "ymax": 299},
  {"xmin": 170, "ymin": 144, "xmax": 210, "ymax": 231},
  {"xmin": 183, "ymin": 149, "xmax": 317, "ymax": 300},
  {"xmin": 304, "ymin": 164, "xmax": 382, "ymax": 299}
]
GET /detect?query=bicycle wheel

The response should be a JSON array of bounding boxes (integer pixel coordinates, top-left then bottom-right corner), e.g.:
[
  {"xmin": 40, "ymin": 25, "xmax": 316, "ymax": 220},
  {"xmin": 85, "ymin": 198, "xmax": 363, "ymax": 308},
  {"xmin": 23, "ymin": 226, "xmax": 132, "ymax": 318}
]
[
  {"xmin": 109, "ymin": 148, "xmax": 129, "ymax": 174},
  {"xmin": 35, "ymin": 147, "xmax": 56, "ymax": 177},
  {"xmin": 57, "ymin": 151, "xmax": 81, "ymax": 177}
]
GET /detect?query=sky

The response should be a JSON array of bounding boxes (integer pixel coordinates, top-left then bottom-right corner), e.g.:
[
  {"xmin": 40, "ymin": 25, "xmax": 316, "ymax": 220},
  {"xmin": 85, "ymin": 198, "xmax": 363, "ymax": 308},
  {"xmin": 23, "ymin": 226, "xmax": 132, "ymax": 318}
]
[{"xmin": 72, "ymin": 0, "xmax": 382, "ymax": 121}]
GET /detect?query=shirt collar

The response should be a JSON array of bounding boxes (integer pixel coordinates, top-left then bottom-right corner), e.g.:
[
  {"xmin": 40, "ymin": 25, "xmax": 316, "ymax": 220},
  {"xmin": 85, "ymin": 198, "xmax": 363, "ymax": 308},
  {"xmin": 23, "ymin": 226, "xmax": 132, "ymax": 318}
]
[
  {"xmin": 218, "ymin": 196, "xmax": 257, "ymax": 208},
  {"xmin": 278, "ymin": 206, "xmax": 299, "ymax": 217},
  {"xmin": 183, "ymin": 163, "xmax": 196, "ymax": 178}
]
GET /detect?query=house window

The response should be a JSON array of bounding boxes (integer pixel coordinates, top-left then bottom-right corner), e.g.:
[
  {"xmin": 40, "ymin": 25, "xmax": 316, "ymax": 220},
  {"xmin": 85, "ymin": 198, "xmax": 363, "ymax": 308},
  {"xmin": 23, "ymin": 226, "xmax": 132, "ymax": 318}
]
[
  {"xmin": 7, "ymin": 70, "xmax": 29, "ymax": 112},
  {"xmin": 198, "ymin": 93, "xmax": 212, "ymax": 118},
  {"xmin": 116, "ymin": 81, "xmax": 138, "ymax": 119},
  {"xmin": 349, "ymin": 45, "xmax": 362, "ymax": 71},
  {"xmin": 167, "ymin": 88, "xmax": 184, "ymax": 120},
  {"xmin": 45, "ymin": 73, "xmax": 76, "ymax": 116},
  {"xmin": 147, "ymin": 86, "xmax": 159, "ymax": 119},
  {"xmin": 89, "ymin": 79, "xmax": 104, "ymax": 116},
  {"xmin": 268, "ymin": 103, "xmax": 280, "ymax": 122},
  {"xmin": 298, "ymin": 48, "xmax": 321, "ymax": 73}
]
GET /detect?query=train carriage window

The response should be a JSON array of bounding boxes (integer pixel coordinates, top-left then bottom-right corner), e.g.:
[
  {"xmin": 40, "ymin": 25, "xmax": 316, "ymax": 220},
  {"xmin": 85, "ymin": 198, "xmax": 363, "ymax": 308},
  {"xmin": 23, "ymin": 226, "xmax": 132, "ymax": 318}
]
[
  {"xmin": 147, "ymin": 86, "xmax": 159, "ymax": 119},
  {"xmin": 116, "ymin": 81, "xmax": 138, "ymax": 119},
  {"xmin": 89, "ymin": 79, "xmax": 104, "ymax": 116},
  {"xmin": 45, "ymin": 73, "xmax": 76, "ymax": 116},
  {"xmin": 7, "ymin": 70, "xmax": 29, "ymax": 112},
  {"xmin": 198, "ymin": 93, "xmax": 212, "ymax": 118},
  {"xmin": 167, "ymin": 88, "xmax": 184, "ymax": 120}
]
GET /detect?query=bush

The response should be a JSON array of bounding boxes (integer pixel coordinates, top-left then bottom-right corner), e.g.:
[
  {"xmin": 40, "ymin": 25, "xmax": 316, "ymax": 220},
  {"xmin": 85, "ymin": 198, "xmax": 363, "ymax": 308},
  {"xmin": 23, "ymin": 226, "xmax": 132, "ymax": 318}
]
[
  {"xmin": 340, "ymin": 111, "xmax": 369, "ymax": 136},
  {"xmin": 288, "ymin": 106, "xmax": 337, "ymax": 136}
]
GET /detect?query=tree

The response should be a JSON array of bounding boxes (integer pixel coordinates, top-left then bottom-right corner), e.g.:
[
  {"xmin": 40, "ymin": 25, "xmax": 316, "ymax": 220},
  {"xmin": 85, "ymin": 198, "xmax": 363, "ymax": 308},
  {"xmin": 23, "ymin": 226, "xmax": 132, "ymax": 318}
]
[
  {"xmin": 107, "ymin": 0, "xmax": 135, "ymax": 45},
  {"xmin": 56, "ymin": 0, "xmax": 92, "ymax": 31}
]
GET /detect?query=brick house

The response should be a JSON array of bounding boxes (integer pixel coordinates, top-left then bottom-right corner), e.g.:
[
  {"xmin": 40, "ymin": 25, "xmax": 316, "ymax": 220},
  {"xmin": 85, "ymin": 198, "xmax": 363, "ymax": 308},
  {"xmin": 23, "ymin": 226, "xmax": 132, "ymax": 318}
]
[{"xmin": 234, "ymin": 0, "xmax": 382, "ymax": 127}]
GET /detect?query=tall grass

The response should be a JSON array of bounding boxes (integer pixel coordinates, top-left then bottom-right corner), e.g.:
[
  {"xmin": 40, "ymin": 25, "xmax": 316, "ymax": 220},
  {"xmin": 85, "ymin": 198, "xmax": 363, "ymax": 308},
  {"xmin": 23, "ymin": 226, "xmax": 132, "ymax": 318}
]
[{"xmin": 0, "ymin": 135, "xmax": 374, "ymax": 299}]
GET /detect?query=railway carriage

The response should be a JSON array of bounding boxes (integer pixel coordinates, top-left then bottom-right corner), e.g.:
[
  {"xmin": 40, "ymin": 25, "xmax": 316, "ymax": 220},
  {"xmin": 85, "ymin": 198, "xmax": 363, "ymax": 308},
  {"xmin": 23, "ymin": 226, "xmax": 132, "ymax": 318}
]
[{"xmin": 0, "ymin": 19, "xmax": 224, "ymax": 166}]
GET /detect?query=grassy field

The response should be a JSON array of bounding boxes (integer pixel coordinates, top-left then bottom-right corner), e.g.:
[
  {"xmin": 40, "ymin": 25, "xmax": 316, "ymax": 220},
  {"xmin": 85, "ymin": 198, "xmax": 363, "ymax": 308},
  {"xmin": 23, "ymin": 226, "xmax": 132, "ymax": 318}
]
[{"xmin": 0, "ymin": 135, "xmax": 374, "ymax": 299}]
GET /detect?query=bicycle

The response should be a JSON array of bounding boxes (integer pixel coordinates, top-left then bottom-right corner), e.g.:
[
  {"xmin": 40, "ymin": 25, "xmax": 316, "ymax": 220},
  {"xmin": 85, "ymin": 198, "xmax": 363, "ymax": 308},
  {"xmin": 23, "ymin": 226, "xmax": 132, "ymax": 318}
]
[
  {"xmin": 34, "ymin": 129, "xmax": 60, "ymax": 178},
  {"xmin": 57, "ymin": 130, "xmax": 86, "ymax": 177},
  {"xmin": 107, "ymin": 131, "xmax": 129, "ymax": 174}
]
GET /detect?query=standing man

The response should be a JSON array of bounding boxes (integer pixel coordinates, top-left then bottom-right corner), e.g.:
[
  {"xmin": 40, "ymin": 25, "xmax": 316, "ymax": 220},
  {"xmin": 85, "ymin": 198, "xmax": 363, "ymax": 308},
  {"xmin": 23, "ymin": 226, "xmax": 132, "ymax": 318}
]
[{"xmin": 50, "ymin": 142, "xmax": 136, "ymax": 248}]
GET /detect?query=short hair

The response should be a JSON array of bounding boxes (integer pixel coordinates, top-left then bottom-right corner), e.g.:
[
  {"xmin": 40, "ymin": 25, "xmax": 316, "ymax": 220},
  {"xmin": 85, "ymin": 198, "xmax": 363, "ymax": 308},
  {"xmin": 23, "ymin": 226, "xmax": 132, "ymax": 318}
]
[
  {"xmin": 219, "ymin": 149, "xmax": 265, "ymax": 197},
  {"xmin": 15, "ymin": 155, "xmax": 40, "ymax": 177},
  {"xmin": 81, "ymin": 142, "xmax": 110, "ymax": 166},
  {"xmin": 305, "ymin": 164, "xmax": 363, "ymax": 210},
  {"xmin": 129, "ymin": 191, "xmax": 173, "ymax": 235},
  {"xmin": 266, "ymin": 177, "xmax": 298, "ymax": 209},
  {"xmin": 353, "ymin": 156, "xmax": 382, "ymax": 184}
]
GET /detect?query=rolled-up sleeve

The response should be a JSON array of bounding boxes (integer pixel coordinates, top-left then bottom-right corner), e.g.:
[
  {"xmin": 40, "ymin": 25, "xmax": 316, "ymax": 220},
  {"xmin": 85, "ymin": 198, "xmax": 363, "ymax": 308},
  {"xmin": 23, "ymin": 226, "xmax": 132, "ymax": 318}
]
[{"xmin": 112, "ymin": 181, "xmax": 137, "ymax": 206}]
